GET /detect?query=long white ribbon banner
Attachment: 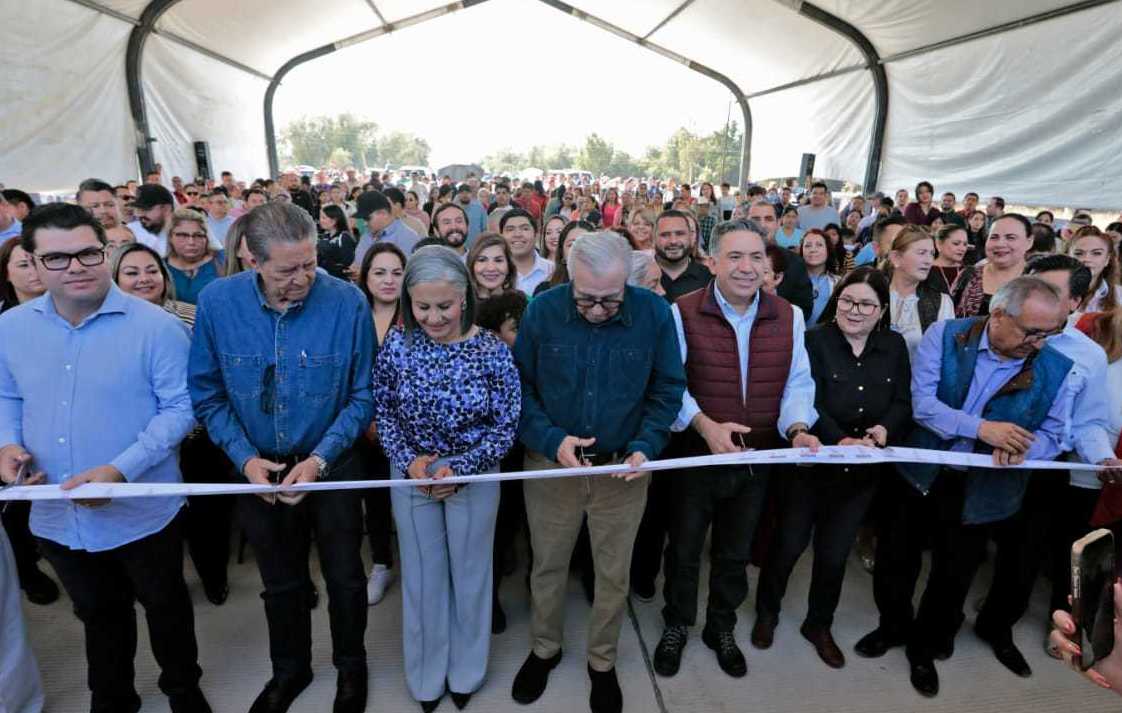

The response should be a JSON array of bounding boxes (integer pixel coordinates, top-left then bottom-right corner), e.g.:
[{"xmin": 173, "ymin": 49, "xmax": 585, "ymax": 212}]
[{"xmin": 0, "ymin": 445, "xmax": 1100, "ymax": 502}]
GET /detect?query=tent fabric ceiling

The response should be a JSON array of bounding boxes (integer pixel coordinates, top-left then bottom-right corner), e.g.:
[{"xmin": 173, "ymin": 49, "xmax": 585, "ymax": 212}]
[{"xmin": 5, "ymin": 0, "xmax": 1121, "ymax": 208}]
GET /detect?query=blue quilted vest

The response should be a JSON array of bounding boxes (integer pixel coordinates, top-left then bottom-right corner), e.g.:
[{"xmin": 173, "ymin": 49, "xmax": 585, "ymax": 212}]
[{"xmin": 897, "ymin": 317, "xmax": 1072, "ymax": 525}]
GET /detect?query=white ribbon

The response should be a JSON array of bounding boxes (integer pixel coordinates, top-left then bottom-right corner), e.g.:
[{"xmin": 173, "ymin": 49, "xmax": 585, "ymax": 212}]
[{"xmin": 0, "ymin": 445, "xmax": 1099, "ymax": 502}]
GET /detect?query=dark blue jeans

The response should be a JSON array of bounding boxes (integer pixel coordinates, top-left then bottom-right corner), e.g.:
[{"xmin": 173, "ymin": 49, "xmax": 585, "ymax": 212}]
[
  {"xmin": 39, "ymin": 511, "xmax": 201, "ymax": 713},
  {"xmin": 240, "ymin": 450, "xmax": 367, "ymax": 681},
  {"xmin": 662, "ymin": 465, "xmax": 770, "ymax": 631}
]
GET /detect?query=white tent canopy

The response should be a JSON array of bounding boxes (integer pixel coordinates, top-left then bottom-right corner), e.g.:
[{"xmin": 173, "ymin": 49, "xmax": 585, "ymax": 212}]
[{"xmin": 4, "ymin": 0, "xmax": 1121, "ymax": 207}]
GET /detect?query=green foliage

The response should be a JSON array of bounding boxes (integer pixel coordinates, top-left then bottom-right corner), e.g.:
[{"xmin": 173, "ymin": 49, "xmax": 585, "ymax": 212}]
[{"xmin": 280, "ymin": 114, "xmax": 429, "ymax": 170}]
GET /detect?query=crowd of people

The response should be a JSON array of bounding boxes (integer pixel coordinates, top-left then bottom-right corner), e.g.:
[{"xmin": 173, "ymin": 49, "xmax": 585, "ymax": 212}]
[{"xmin": 1, "ymin": 167, "xmax": 1122, "ymax": 713}]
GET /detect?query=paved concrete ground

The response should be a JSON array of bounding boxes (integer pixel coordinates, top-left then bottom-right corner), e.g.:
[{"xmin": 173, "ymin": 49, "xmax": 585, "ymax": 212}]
[{"xmin": 24, "ymin": 531, "xmax": 1121, "ymax": 713}]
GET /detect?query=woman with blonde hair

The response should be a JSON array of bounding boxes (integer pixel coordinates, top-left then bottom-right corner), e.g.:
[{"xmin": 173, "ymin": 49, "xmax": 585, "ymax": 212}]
[
  {"xmin": 884, "ymin": 225, "xmax": 954, "ymax": 362},
  {"xmin": 1068, "ymin": 225, "xmax": 1122, "ymax": 314},
  {"xmin": 627, "ymin": 207, "xmax": 657, "ymax": 252},
  {"xmin": 164, "ymin": 208, "xmax": 225, "ymax": 304}
]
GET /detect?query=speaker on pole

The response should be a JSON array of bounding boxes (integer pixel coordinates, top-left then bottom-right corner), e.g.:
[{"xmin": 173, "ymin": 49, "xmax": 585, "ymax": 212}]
[
  {"xmin": 193, "ymin": 141, "xmax": 213, "ymax": 181},
  {"xmin": 799, "ymin": 153, "xmax": 816, "ymax": 182}
]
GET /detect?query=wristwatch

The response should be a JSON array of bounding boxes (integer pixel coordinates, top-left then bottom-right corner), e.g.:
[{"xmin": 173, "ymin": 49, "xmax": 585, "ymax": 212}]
[{"xmin": 311, "ymin": 454, "xmax": 329, "ymax": 480}]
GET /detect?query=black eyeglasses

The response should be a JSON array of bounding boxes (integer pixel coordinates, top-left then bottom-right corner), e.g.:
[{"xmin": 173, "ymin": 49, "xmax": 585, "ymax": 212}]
[
  {"xmin": 260, "ymin": 364, "xmax": 276, "ymax": 415},
  {"xmin": 573, "ymin": 294, "xmax": 624, "ymax": 311},
  {"xmin": 36, "ymin": 248, "xmax": 106, "ymax": 271},
  {"xmin": 836, "ymin": 296, "xmax": 881, "ymax": 316},
  {"xmin": 172, "ymin": 231, "xmax": 208, "ymax": 241}
]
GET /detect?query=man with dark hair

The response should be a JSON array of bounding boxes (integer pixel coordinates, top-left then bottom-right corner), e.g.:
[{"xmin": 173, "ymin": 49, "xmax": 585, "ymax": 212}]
[
  {"xmin": 488, "ymin": 183, "xmax": 516, "ymax": 232},
  {"xmin": 854, "ymin": 214, "xmax": 907, "ymax": 267},
  {"xmin": 797, "ymin": 182, "xmax": 840, "ymax": 231},
  {"xmin": 746, "ymin": 201, "xmax": 814, "ymax": 319},
  {"xmin": 380, "ymin": 186, "xmax": 425, "ymax": 237},
  {"xmin": 939, "ymin": 192, "xmax": 966, "ymax": 228},
  {"xmin": 0, "ymin": 191, "xmax": 21, "ymax": 240},
  {"xmin": 500, "ymin": 208, "xmax": 551, "ymax": 295},
  {"xmin": 455, "ymin": 183, "xmax": 488, "ymax": 244},
  {"xmin": 718, "ymin": 182, "xmax": 736, "ymax": 220},
  {"xmin": 857, "ymin": 276, "xmax": 1075, "ymax": 698},
  {"xmin": 986, "ymin": 196, "xmax": 1006, "ymax": 230},
  {"xmin": 431, "ymin": 202, "xmax": 470, "ymax": 256},
  {"xmin": 653, "ymin": 210, "xmax": 711, "ymax": 303},
  {"xmin": 78, "ymin": 178, "xmax": 136, "ymax": 251},
  {"xmin": 1, "ymin": 203, "xmax": 210, "ymax": 713},
  {"xmin": 959, "ymin": 192, "xmax": 979, "ymax": 220},
  {"xmin": 127, "ymin": 184, "xmax": 176, "ymax": 256},
  {"xmin": 1028, "ymin": 223, "xmax": 1057, "ymax": 258},
  {"xmin": 144, "ymin": 170, "xmax": 162, "ymax": 185},
  {"xmin": 1, "ymin": 189, "xmax": 34, "ymax": 222},
  {"xmin": 351, "ymin": 190, "xmax": 420, "ymax": 272},
  {"xmin": 654, "ymin": 218, "xmax": 819, "ymax": 679},
  {"xmin": 189, "ymin": 202, "xmax": 374, "ymax": 713}
]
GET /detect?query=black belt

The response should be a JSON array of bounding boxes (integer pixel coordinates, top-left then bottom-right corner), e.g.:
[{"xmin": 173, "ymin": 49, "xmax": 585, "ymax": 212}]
[{"xmin": 582, "ymin": 450, "xmax": 623, "ymax": 466}]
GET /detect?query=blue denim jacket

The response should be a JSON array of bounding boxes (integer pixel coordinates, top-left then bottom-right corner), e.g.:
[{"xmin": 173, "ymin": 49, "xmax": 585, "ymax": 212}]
[
  {"xmin": 513, "ymin": 283, "xmax": 686, "ymax": 461},
  {"xmin": 188, "ymin": 270, "xmax": 375, "ymax": 471}
]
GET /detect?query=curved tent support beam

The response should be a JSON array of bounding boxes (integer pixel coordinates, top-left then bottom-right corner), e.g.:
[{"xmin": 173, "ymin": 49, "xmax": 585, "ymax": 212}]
[
  {"xmin": 779, "ymin": 1, "xmax": 887, "ymax": 192},
  {"xmin": 536, "ymin": 0, "xmax": 752, "ymax": 187},
  {"xmin": 126, "ymin": 0, "xmax": 183, "ymax": 175},
  {"xmin": 264, "ymin": 0, "xmax": 490, "ymax": 178}
]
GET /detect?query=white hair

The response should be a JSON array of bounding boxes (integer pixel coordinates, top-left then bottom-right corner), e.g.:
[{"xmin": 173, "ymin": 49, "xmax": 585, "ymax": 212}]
[
  {"xmin": 989, "ymin": 275, "xmax": 1060, "ymax": 316},
  {"xmin": 567, "ymin": 231, "xmax": 631, "ymax": 278},
  {"xmin": 627, "ymin": 250, "xmax": 657, "ymax": 287}
]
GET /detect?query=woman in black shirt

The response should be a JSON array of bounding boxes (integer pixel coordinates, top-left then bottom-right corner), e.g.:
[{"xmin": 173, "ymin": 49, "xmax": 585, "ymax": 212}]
[{"xmin": 754, "ymin": 267, "xmax": 912, "ymax": 669}]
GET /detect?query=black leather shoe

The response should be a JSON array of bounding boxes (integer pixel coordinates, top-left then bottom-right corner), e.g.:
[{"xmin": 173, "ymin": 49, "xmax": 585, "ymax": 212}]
[
  {"xmin": 203, "ymin": 580, "xmax": 229, "ymax": 606},
  {"xmin": 420, "ymin": 696, "xmax": 442, "ymax": 713},
  {"xmin": 169, "ymin": 686, "xmax": 212, "ymax": 713},
  {"xmin": 653, "ymin": 625, "xmax": 688, "ymax": 677},
  {"xmin": 702, "ymin": 627, "xmax": 747, "ymax": 678},
  {"xmin": 908, "ymin": 655, "xmax": 939, "ymax": 698},
  {"xmin": 451, "ymin": 691, "xmax": 472, "ymax": 710},
  {"xmin": 587, "ymin": 665, "xmax": 622, "ymax": 713},
  {"xmin": 976, "ymin": 628, "xmax": 1032, "ymax": 677},
  {"xmin": 854, "ymin": 627, "xmax": 907, "ymax": 658},
  {"xmin": 751, "ymin": 616, "xmax": 777, "ymax": 650},
  {"xmin": 630, "ymin": 578, "xmax": 655, "ymax": 603},
  {"xmin": 932, "ymin": 634, "xmax": 955, "ymax": 661},
  {"xmin": 511, "ymin": 650, "xmax": 562, "ymax": 704},
  {"xmin": 249, "ymin": 673, "xmax": 313, "ymax": 713},
  {"xmin": 22, "ymin": 566, "xmax": 60, "ymax": 605},
  {"xmin": 333, "ymin": 669, "xmax": 368, "ymax": 713}
]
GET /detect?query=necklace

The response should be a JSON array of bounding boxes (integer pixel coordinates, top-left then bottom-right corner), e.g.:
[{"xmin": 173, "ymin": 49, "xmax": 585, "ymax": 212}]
[{"xmin": 933, "ymin": 265, "xmax": 958, "ymax": 292}]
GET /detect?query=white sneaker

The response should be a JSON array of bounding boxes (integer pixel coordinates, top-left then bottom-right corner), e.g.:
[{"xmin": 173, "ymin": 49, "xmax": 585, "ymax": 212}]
[{"xmin": 367, "ymin": 564, "xmax": 395, "ymax": 606}]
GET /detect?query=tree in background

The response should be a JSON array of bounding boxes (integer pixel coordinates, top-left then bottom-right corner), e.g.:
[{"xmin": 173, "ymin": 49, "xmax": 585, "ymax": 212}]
[{"xmin": 280, "ymin": 114, "xmax": 429, "ymax": 170}]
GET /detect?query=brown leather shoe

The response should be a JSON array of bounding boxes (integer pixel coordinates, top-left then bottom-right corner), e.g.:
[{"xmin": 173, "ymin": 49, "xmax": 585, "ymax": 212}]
[
  {"xmin": 751, "ymin": 616, "xmax": 777, "ymax": 650},
  {"xmin": 801, "ymin": 623, "xmax": 845, "ymax": 669}
]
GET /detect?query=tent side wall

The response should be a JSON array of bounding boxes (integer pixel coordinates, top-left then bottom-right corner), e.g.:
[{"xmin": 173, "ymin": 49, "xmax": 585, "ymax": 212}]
[{"xmin": 1, "ymin": 2, "xmax": 136, "ymax": 194}]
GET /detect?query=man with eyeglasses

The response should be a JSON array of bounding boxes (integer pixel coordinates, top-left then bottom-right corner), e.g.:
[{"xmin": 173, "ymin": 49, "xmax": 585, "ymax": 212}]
[
  {"xmin": 188, "ymin": 202, "xmax": 374, "ymax": 713},
  {"xmin": 0, "ymin": 204, "xmax": 209, "ymax": 713},
  {"xmin": 126, "ymin": 184, "xmax": 176, "ymax": 257},
  {"xmin": 653, "ymin": 219, "xmax": 819, "ymax": 680},
  {"xmin": 78, "ymin": 178, "xmax": 136, "ymax": 252},
  {"xmin": 203, "ymin": 190, "xmax": 234, "ymax": 250},
  {"xmin": 859, "ymin": 275, "xmax": 1075, "ymax": 699},
  {"xmin": 501, "ymin": 208, "xmax": 552, "ymax": 296},
  {"xmin": 511, "ymin": 231, "xmax": 685, "ymax": 713}
]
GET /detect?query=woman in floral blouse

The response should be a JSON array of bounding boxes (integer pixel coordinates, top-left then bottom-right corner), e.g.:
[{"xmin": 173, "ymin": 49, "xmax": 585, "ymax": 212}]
[{"xmin": 373, "ymin": 245, "xmax": 521, "ymax": 712}]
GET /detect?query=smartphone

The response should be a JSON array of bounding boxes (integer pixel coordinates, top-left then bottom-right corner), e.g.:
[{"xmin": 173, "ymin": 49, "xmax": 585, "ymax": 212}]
[{"xmin": 1071, "ymin": 528, "xmax": 1116, "ymax": 670}]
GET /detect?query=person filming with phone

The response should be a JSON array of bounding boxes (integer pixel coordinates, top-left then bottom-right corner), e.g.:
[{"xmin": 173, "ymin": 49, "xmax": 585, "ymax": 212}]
[
  {"xmin": 188, "ymin": 202, "xmax": 375, "ymax": 713},
  {"xmin": 652, "ymin": 218, "xmax": 820, "ymax": 681}
]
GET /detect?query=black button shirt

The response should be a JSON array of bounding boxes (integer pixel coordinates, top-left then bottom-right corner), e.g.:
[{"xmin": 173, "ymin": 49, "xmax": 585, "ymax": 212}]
[
  {"xmin": 660, "ymin": 259, "xmax": 713, "ymax": 304},
  {"xmin": 805, "ymin": 322, "xmax": 912, "ymax": 446}
]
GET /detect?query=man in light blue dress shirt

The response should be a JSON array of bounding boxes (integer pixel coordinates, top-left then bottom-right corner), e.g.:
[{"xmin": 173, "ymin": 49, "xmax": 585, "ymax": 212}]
[
  {"xmin": 0, "ymin": 204, "xmax": 209, "ymax": 713},
  {"xmin": 350, "ymin": 190, "xmax": 421, "ymax": 272}
]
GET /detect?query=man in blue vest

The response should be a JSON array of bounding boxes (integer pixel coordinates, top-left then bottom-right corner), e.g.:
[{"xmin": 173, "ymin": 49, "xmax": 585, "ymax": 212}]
[{"xmin": 855, "ymin": 274, "xmax": 1074, "ymax": 698}]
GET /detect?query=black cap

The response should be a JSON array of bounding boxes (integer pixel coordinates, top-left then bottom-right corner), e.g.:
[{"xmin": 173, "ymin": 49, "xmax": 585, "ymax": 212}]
[
  {"xmin": 354, "ymin": 190, "xmax": 391, "ymax": 220},
  {"xmin": 130, "ymin": 184, "xmax": 174, "ymax": 210}
]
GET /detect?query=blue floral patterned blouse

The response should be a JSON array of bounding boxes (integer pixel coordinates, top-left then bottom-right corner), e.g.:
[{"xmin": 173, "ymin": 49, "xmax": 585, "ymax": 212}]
[{"xmin": 374, "ymin": 326, "xmax": 521, "ymax": 477}]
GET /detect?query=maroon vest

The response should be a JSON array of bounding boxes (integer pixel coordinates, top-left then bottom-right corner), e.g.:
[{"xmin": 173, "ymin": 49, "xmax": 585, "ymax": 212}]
[{"xmin": 677, "ymin": 284, "xmax": 794, "ymax": 450}]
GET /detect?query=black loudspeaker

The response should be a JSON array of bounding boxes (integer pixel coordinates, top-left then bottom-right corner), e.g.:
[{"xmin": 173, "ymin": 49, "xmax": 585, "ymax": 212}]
[
  {"xmin": 193, "ymin": 141, "xmax": 212, "ymax": 181},
  {"xmin": 799, "ymin": 153, "xmax": 816, "ymax": 181}
]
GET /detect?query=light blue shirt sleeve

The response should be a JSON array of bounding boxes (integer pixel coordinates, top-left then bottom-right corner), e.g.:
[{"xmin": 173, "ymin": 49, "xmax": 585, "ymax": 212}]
[
  {"xmin": 778, "ymin": 306, "xmax": 818, "ymax": 437},
  {"xmin": 0, "ymin": 341, "xmax": 22, "ymax": 449},
  {"xmin": 1063, "ymin": 349, "xmax": 1115, "ymax": 464},
  {"xmin": 911, "ymin": 320, "xmax": 984, "ymax": 440},
  {"xmin": 670, "ymin": 305, "xmax": 701, "ymax": 432},
  {"xmin": 110, "ymin": 320, "xmax": 196, "ymax": 481},
  {"xmin": 1024, "ymin": 373, "xmax": 1077, "ymax": 462}
]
